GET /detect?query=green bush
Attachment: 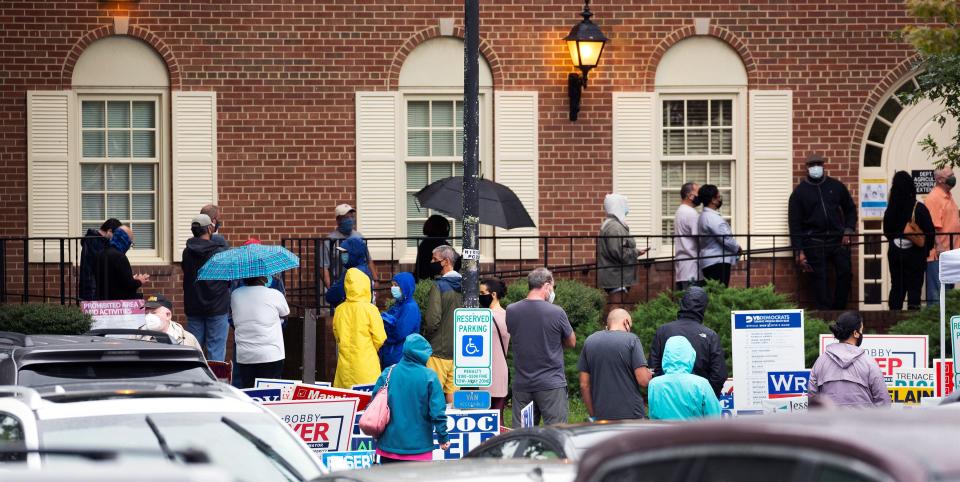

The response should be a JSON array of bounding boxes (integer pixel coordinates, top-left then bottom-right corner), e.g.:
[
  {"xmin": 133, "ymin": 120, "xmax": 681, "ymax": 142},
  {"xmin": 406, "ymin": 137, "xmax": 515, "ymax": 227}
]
[
  {"xmin": 0, "ymin": 303, "xmax": 92, "ymax": 335},
  {"xmin": 887, "ymin": 289, "xmax": 960, "ymax": 362},
  {"xmin": 630, "ymin": 281, "xmax": 830, "ymax": 374}
]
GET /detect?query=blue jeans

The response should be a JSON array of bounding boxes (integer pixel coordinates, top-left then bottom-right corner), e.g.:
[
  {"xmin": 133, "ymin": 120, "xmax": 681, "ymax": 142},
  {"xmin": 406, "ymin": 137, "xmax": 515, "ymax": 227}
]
[
  {"xmin": 187, "ymin": 314, "xmax": 230, "ymax": 361},
  {"xmin": 926, "ymin": 261, "xmax": 954, "ymax": 306}
]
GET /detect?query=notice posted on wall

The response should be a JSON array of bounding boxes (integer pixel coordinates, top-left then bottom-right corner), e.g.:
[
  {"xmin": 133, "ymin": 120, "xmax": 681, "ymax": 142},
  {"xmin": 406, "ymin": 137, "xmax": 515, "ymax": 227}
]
[
  {"xmin": 731, "ymin": 310, "xmax": 805, "ymax": 413},
  {"xmin": 81, "ymin": 299, "xmax": 145, "ymax": 330},
  {"xmin": 860, "ymin": 178, "xmax": 888, "ymax": 220}
]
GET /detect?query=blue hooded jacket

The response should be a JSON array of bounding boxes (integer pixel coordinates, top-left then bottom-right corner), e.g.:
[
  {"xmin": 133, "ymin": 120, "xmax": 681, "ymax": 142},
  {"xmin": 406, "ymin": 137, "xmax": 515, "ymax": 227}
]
[
  {"xmin": 371, "ymin": 334, "xmax": 449, "ymax": 454},
  {"xmin": 379, "ymin": 272, "xmax": 421, "ymax": 367},
  {"xmin": 648, "ymin": 336, "xmax": 722, "ymax": 421},
  {"xmin": 325, "ymin": 236, "xmax": 373, "ymax": 308}
]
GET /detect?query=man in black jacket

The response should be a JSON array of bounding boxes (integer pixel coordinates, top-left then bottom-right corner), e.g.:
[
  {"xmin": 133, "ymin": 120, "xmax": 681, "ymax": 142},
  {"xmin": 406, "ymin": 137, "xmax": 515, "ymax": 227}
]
[
  {"xmin": 648, "ymin": 287, "xmax": 727, "ymax": 398},
  {"xmin": 788, "ymin": 154, "xmax": 857, "ymax": 310},
  {"xmin": 94, "ymin": 225, "xmax": 149, "ymax": 301},
  {"xmin": 181, "ymin": 214, "xmax": 231, "ymax": 361},
  {"xmin": 79, "ymin": 218, "xmax": 121, "ymax": 301}
]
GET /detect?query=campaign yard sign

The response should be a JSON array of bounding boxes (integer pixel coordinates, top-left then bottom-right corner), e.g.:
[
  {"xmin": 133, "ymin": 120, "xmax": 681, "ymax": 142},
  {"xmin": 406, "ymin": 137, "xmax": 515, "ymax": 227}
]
[
  {"xmin": 519, "ymin": 402, "xmax": 535, "ymax": 428},
  {"xmin": 241, "ymin": 388, "xmax": 282, "ymax": 402},
  {"xmin": 82, "ymin": 299, "xmax": 146, "ymax": 330},
  {"xmin": 888, "ymin": 386, "xmax": 935, "ymax": 405},
  {"xmin": 292, "ymin": 384, "xmax": 372, "ymax": 411},
  {"xmin": 935, "ymin": 359, "xmax": 955, "ymax": 397},
  {"xmin": 322, "ymin": 451, "xmax": 376, "ymax": 471},
  {"xmin": 263, "ymin": 399, "xmax": 358, "ymax": 454},
  {"xmin": 766, "ymin": 371, "xmax": 810, "ymax": 399},
  {"xmin": 254, "ymin": 378, "xmax": 301, "ymax": 400},
  {"xmin": 819, "ymin": 334, "xmax": 928, "ymax": 384},
  {"xmin": 350, "ymin": 384, "xmax": 376, "ymax": 393},
  {"xmin": 892, "ymin": 368, "xmax": 935, "ymax": 388},
  {"xmin": 349, "ymin": 409, "xmax": 500, "ymax": 460},
  {"xmin": 719, "ymin": 379, "xmax": 735, "ymax": 418},
  {"xmin": 732, "ymin": 310, "xmax": 805, "ymax": 412}
]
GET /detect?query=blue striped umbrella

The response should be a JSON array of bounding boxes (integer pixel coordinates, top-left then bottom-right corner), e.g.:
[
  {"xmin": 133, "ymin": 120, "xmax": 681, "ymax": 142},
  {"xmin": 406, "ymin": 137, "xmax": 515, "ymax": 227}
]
[{"xmin": 197, "ymin": 244, "xmax": 300, "ymax": 281}]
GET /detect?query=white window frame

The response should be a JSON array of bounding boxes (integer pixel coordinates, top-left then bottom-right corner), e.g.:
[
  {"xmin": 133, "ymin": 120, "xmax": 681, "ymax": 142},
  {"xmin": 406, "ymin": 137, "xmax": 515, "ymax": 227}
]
[
  {"xmin": 74, "ymin": 89, "xmax": 171, "ymax": 264},
  {"xmin": 655, "ymin": 88, "xmax": 748, "ymax": 245},
  {"xmin": 398, "ymin": 90, "xmax": 493, "ymax": 263}
]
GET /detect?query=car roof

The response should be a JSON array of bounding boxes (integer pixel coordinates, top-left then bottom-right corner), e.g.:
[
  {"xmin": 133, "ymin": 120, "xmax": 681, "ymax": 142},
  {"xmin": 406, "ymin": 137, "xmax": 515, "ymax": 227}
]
[
  {"xmin": 33, "ymin": 395, "xmax": 264, "ymax": 420},
  {"xmin": 543, "ymin": 420, "xmax": 668, "ymax": 436},
  {"xmin": 577, "ymin": 409, "xmax": 960, "ymax": 482},
  {"xmin": 317, "ymin": 459, "xmax": 575, "ymax": 482}
]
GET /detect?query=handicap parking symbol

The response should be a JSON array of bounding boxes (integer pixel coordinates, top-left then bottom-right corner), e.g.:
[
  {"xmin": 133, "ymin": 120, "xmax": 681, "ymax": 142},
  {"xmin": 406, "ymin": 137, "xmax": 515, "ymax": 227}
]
[{"xmin": 462, "ymin": 335, "xmax": 483, "ymax": 357}]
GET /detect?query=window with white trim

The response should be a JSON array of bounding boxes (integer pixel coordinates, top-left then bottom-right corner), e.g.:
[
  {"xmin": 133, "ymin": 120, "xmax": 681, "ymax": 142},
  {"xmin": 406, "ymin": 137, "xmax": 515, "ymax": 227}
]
[
  {"xmin": 405, "ymin": 99, "xmax": 466, "ymax": 248},
  {"xmin": 80, "ymin": 98, "xmax": 159, "ymax": 251},
  {"xmin": 660, "ymin": 97, "xmax": 735, "ymax": 236}
]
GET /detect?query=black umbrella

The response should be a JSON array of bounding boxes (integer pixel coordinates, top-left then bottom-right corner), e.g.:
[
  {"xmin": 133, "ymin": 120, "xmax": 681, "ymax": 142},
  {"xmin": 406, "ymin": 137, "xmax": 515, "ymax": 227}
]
[{"xmin": 414, "ymin": 176, "xmax": 536, "ymax": 229}]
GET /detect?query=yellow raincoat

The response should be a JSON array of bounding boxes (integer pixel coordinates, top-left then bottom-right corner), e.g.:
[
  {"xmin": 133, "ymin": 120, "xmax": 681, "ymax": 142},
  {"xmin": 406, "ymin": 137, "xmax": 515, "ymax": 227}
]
[{"xmin": 333, "ymin": 268, "xmax": 387, "ymax": 388}]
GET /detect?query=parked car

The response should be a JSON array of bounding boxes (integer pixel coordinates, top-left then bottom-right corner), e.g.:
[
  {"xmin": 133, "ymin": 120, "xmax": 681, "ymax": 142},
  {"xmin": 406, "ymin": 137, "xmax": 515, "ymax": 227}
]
[
  {"xmin": 1, "ymin": 462, "xmax": 233, "ymax": 482},
  {"xmin": 467, "ymin": 421, "xmax": 666, "ymax": 462},
  {"xmin": 0, "ymin": 386, "xmax": 326, "ymax": 481},
  {"xmin": 575, "ymin": 409, "xmax": 960, "ymax": 482},
  {"xmin": 311, "ymin": 459, "xmax": 575, "ymax": 482},
  {"xmin": 0, "ymin": 330, "xmax": 215, "ymax": 390}
]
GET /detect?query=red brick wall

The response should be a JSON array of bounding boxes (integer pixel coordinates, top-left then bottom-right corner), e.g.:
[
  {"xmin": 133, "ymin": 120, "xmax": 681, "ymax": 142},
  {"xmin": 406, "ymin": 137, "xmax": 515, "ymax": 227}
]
[{"xmin": 0, "ymin": 1, "xmax": 921, "ymax": 308}]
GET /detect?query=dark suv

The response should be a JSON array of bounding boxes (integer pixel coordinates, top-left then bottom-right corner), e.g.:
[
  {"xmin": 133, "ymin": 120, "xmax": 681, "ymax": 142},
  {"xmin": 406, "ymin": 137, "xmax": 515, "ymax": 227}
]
[{"xmin": 0, "ymin": 330, "xmax": 216, "ymax": 391}]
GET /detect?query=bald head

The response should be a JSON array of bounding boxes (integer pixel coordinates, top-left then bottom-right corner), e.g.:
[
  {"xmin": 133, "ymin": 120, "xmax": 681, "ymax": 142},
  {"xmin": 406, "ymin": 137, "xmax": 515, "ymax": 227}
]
[
  {"xmin": 606, "ymin": 309, "xmax": 632, "ymax": 331},
  {"xmin": 118, "ymin": 225, "xmax": 134, "ymax": 242}
]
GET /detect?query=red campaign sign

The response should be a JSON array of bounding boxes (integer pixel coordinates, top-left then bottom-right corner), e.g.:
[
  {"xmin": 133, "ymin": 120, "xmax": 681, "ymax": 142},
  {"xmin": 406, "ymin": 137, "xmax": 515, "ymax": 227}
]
[
  {"xmin": 292, "ymin": 384, "xmax": 372, "ymax": 411},
  {"xmin": 935, "ymin": 359, "xmax": 954, "ymax": 398}
]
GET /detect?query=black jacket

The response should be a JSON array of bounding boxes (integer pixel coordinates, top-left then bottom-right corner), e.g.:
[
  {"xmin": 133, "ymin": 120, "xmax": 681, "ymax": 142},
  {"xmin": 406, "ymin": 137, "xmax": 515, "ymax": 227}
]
[
  {"xmin": 181, "ymin": 237, "xmax": 230, "ymax": 317},
  {"xmin": 94, "ymin": 245, "xmax": 142, "ymax": 301},
  {"xmin": 648, "ymin": 288, "xmax": 728, "ymax": 398},
  {"xmin": 79, "ymin": 229, "xmax": 108, "ymax": 301},
  {"xmin": 788, "ymin": 176, "xmax": 857, "ymax": 251}
]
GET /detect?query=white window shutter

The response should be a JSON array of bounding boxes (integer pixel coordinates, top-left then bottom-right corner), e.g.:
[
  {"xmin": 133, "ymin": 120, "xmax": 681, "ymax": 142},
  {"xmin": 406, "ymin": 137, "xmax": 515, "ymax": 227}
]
[
  {"xmin": 355, "ymin": 92, "xmax": 401, "ymax": 260},
  {"xmin": 27, "ymin": 91, "xmax": 75, "ymax": 263},
  {"xmin": 172, "ymin": 91, "xmax": 218, "ymax": 262},
  {"xmin": 494, "ymin": 92, "xmax": 539, "ymax": 260},
  {"xmin": 748, "ymin": 90, "xmax": 793, "ymax": 252},
  {"xmin": 612, "ymin": 93, "xmax": 657, "ymax": 250}
]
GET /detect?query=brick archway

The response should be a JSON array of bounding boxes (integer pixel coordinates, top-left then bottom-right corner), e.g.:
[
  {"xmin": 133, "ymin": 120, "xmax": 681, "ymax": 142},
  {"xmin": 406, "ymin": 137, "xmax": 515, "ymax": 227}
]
[
  {"xmin": 61, "ymin": 24, "xmax": 182, "ymax": 89},
  {"xmin": 387, "ymin": 26, "xmax": 504, "ymax": 90},
  {"xmin": 644, "ymin": 25, "xmax": 757, "ymax": 90},
  {"xmin": 848, "ymin": 55, "xmax": 921, "ymax": 163}
]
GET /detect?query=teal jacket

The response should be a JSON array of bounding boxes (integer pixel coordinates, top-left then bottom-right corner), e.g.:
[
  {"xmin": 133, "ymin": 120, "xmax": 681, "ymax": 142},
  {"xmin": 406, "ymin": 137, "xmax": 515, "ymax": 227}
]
[
  {"xmin": 371, "ymin": 334, "xmax": 449, "ymax": 454},
  {"xmin": 648, "ymin": 336, "xmax": 722, "ymax": 421}
]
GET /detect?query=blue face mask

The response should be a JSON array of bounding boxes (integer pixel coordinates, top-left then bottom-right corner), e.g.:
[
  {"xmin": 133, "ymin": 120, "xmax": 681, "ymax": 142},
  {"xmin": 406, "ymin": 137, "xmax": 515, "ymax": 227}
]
[
  {"xmin": 110, "ymin": 228, "xmax": 132, "ymax": 254},
  {"xmin": 391, "ymin": 286, "xmax": 402, "ymax": 300},
  {"xmin": 340, "ymin": 252, "xmax": 349, "ymax": 265},
  {"xmin": 338, "ymin": 218, "xmax": 355, "ymax": 236}
]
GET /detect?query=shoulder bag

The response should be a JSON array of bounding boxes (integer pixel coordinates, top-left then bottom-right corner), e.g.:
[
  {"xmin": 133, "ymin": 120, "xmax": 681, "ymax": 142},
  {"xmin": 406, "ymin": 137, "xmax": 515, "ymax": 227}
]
[{"xmin": 359, "ymin": 366, "xmax": 394, "ymax": 438}]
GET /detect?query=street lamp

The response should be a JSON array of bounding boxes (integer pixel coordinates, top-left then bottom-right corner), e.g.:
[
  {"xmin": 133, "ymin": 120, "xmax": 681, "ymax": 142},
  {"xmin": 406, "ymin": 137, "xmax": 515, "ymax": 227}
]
[{"xmin": 565, "ymin": 0, "xmax": 608, "ymax": 121}]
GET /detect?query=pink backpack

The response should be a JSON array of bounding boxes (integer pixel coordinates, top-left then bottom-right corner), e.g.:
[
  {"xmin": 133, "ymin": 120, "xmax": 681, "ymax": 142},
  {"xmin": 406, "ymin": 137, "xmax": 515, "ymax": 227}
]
[{"xmin": 359, "ymin": 366, "xmax": 394, "ymax": 438}]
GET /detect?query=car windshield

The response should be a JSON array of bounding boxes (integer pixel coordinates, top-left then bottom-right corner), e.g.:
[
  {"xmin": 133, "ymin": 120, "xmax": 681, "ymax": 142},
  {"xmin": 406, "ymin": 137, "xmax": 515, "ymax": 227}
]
[
  {"xmin": 38, "ymin": 412, "xmax": 322, "ymax": 482},
  {"xmin": 18, "ymin": 362, "xmax": 214, "ymax": 387}
]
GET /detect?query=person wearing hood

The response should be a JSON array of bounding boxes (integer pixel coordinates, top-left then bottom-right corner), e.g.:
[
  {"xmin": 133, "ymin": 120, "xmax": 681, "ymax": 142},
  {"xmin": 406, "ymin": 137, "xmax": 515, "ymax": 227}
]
[
  {"xmin": 325, "ymin": 236, "xmax": 374, "ymax": 309},
  {"xmin": 94, "ymin": 225, "xmax": 149, "ymax": 301},
  {"xmin": 79, "ymin": 218, "xmax": 121, "ymax": 301},
  {"xmin": 697, "ymin": 185, "xmax": 740, "ymax": 287},
  {"xmin": 379, "ymin": 272, "xmax": 421, "ymax": 367},
  {"xmin": 181, "ymin": 214, "xmax": 231, "ymax": 362},
  {"xmin": 648, "ymin": 286, "xmax": 727, "ymax": 398},
  {"xmin": 788, "ymin": 154, "xmax": 857, "ymax": 310},
  {"xmin": 333, "ymin": 268, "xmax": 387, "ymax": 388},
  {"xmin": 808, "ymin": 311, "xmax": 890, "ymax": 407},
  {"xmin": 883, "ymin": 171, "xmax": 935, "ymax": 310},
  {"xmin": 321, "ymin": 204, "xmax": 379, "ymax": 293},
  {"xmin": 648, "ymin": 336, "xmax": 722, "ymax": 420},
  {"xmin": 598, "ymin": 194, "xmax": 649, "ymax": 302},
  {"xmin": 423, "ymin": 245, "xmax": 463, "ymax": 401},
  {"xmin": 370, "ymin": 334, "xmax": 450, "ymax": 463}
]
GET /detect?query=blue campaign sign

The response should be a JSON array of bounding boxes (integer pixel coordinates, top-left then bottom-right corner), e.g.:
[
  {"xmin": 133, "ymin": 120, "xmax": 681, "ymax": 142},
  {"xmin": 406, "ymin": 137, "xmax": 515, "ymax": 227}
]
[
  {"xmin": 350, "ymin": 384, "xmax": 376, "ymax": 393},
  {"xmin": 241, "ymin": 388, "xmax": 283, "ymax": 402},
  {"xmin": 767, "ymin": 370, "xmax": 810, "ymax": 399},
  {"xmin": 322, "ymin": 451, "xmax": 376, "ymax": 471},
  {"xmin": 453, "ymin": 390, "xmax": 491, "ymax": 410},
  {"xmin": 733, "ymin": 311, "xmax": 802, "ymax": 330}
]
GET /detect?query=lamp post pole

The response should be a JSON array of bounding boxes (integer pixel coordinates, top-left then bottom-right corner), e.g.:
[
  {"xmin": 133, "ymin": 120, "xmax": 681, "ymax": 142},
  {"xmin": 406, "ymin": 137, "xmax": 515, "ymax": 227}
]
[{"xmin": 462, "ymin": 0, "xmax": 480, "ymax": 309}]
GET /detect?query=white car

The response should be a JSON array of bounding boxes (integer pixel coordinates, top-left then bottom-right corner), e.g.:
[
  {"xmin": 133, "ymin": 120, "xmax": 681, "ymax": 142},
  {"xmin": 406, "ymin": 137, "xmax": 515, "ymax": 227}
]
[{"xmin": 0, "ymin": 386, "xmax": 326, "ymax": 481}]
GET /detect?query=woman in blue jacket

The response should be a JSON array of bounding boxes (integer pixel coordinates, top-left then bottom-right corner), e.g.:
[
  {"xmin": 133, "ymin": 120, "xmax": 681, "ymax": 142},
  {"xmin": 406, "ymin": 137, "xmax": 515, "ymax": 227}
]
[
  {"xmin": 379, "ymin": 272, "xmax": 421, "ymax": 367},
  {"xmin": 371, "ymin": 334, "xmax": 450, "ymax": 463},
  {"xmin": 648, "ymin": 336, "xmax": 722, "ymax": 420}
]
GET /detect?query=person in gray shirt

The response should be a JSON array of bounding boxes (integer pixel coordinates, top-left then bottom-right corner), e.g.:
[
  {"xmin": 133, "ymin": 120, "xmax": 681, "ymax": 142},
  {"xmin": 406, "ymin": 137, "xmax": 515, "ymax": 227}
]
[
  {"xmin": 697, "ymin": 185, "xmax": 741, "ymax": 286},
  {"xmin": 578, "ymin": 309, "xmax": 652, "ymax": 420},
  {"xmin": 506, "ymin": 268, "xmax": 576, "ymax": 427}
]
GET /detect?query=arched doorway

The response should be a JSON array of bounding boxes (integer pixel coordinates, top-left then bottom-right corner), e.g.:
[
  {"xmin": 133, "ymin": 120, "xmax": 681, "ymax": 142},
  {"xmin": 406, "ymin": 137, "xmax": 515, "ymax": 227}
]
[{"xmin": 859, "ymin": 76, "xmax": 959, "ymax": 309}]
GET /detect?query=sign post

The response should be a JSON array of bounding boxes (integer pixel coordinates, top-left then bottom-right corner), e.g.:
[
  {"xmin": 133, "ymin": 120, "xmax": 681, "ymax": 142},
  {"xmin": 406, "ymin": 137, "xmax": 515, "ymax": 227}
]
[
  {"xmin": 453, "ymin": 308, "xmax": 493, "ymax": 388},
  {"xmin": 731, "ymin": 310, "xmax": 805, "ymax": 413}
]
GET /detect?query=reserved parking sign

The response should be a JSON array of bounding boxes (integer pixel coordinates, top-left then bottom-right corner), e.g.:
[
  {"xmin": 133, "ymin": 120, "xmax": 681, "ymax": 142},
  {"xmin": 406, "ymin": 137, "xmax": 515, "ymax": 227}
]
[{"xmin": 453, "ymin": 308, "xmax": 493, "ymax": 388}]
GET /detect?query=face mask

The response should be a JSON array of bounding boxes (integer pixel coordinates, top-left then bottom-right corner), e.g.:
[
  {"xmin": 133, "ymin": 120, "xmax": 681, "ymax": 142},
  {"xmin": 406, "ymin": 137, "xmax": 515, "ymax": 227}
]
[
  {"xmin": 808, "ymin": 165, "xmax": 824, "ymax": 179},
  {"xmin": 692, "ymin": 196, "xmax": 701, "ymax": 207},
  {"xmin": 337, "ymin": 218, "xmax": 355, "ymax": 235},
  {"xmin": 547, "ymin": 289, "xmax": 556, "ymax": 304},
  {"xmin": 391, "ymin": 286, "xmax": 402, "ymax": 300},
  {"xmin": 110, "ymin": 229, "xmax": 132, "ymax": 254},
  {"xmin": 431, "ymin": 260, "xmax": 443, "ymax": 273},
  {"xmin": 340, "ymin": 252, "xmax": 349, "ymax": 265},
  {"xmin": 214, "ymin": 221, "xmax": 222, "ymax": 233},
  {"xmin": 948, "ymin": 176, "xmax": 957, "ymax": 188},
  {"xmin": 855, "ymin": 332, "xmax": 864, "ymax": 347},
  {"xmin": 715, "ymin": 199, "xmax": 723, "ymax": 210},
  {"xmin": 479, "ymin": 294, "xmax": 493, "ymax": 308},
  {"xmin": 624, "ymin": 207, "xmax": 630, "ymax": 216}
]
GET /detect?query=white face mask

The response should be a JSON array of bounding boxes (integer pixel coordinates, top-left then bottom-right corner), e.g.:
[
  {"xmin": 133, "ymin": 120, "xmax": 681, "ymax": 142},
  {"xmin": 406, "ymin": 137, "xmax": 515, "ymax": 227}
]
[
  {"xmin": 547, "ymin": 289, "xmax": 556, "ymax": 304},
  {"xmin": 808, "ymin": 165, "xmax": 824, "ymax": 179}
]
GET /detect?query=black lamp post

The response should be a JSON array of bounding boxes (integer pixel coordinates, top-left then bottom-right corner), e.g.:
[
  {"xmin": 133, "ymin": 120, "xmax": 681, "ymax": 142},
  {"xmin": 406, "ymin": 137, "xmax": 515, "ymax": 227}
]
[{"xmin": 565, "ymin": 0, "xmax": 608, "ymax": 121}]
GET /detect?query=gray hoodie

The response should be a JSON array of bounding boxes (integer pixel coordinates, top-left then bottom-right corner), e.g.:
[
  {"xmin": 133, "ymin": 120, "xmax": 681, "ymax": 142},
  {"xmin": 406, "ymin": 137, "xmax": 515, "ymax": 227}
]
[{"xmin": 808, "ymin": 343, "xmax": 891, "ymax": 408}]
